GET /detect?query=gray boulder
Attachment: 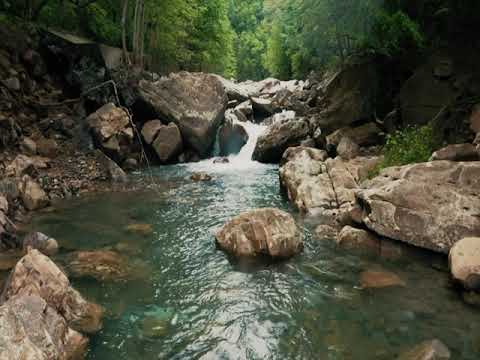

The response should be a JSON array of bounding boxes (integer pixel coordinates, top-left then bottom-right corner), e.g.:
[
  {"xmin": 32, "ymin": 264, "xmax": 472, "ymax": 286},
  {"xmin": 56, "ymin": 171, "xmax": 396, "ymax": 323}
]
[
  {"xmin": 253, "ymin": 117, "xmax": 310, "ymax": 163},
  {"xmin": 218, "ymin": 116, "xmax": 248, "ymax": 156},
  {"xmin": 137, "ymin": 72, "xmax": 227, "ymax": 157},
  {"xmin": 152, "ymin": 123, "xmax": 183, "ymax": 163},
  {"xmin": 356, "ymin": 161, "xmax": 480, "ymax": 253}
]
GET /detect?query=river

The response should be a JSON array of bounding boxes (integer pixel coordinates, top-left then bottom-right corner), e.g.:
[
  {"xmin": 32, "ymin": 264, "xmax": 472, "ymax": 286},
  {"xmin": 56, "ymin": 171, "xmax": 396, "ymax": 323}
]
[{"xmin": 28, "ymin": 121, "xmax": 480, "ymax": 359}]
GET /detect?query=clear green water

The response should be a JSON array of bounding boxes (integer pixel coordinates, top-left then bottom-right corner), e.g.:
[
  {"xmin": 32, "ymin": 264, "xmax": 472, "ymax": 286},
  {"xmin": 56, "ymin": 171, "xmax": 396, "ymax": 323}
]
[{"xmin": 29, "ymin": 162, "xmax": 480, "ymax": 360}]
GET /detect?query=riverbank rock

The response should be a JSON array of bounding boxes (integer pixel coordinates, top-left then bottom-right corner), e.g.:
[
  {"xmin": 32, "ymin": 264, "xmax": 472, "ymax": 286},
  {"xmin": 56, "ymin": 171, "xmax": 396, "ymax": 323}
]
[
  {"xmin": 86, "ymin": 103, "xmax": 133, "ymax": 160},
  {"xmin": 279, "ymin": 146, "xmax": 381, "ymax": 222},
  {"xmin": 449, "ymin": 237, "xmax": 480, "ymax": 291},
  {"xmin": 152, "ymin": 123, "xmax": 183, "ymax": 163},
  {"xmin": 18, "ymin": 175, "xmax": 49, "ymax": 211},
  {"xmin": 429, "ymin": 143, "xmax": 478, "ymax": 161},
  {"xmin": 326, "ymin": 122, "xmax": 383, "ymax": 148},
  {"xmin": 313, "ymin": 62, "xmax": 379, "ymax": 131},
  {"xmin": 252, "ymin": 117, "xmax": 310, "ymax": 163},
  {"xmin": 64, "ymin": 250, "xmax": 133, "ymax": 282},
  {"xmin": 22, "ymin": 232, "xmax": 58, "ymax": 256},
  {"xmin": 355, "ymin": 161, "xmax": 480, "ymax": 253},
  {"xmin": 1, "ymin": 249, "xmax": 103, "ymax": 334},
  {"xmin": 137, "ymin": 72, "xmax": 227, "ymax": 156},
  {"xmin": 219, "ymin": 116, "xmax": 248, "ymax": 156},
  {"xmin": 96, "ymin": 150, "xmax": 127, "ymax": 183},
  {"xmin": 0, "ymin": 294, "xmax": 88, "ymax": 360},
  {"xmin": 215, "ymin": 208, "xmax": 303, "ymax": 258},
  {"xmin": 336, "ymin": 226, "xmax": 380, "ymax": 253},
  {"xmin": 6, "ymin": 154, "xmax": 48, "ymax": 177},
  {"xmin": 337, "ymin": 137, "xmax": 360, "ymax": 160},
  {"xmin": 397, "ymin": 339, "xmax": 451, "ymax": 360},
  {"xmin": 360, "ymin": 269, "xmax": 406, "ymax": 289}
]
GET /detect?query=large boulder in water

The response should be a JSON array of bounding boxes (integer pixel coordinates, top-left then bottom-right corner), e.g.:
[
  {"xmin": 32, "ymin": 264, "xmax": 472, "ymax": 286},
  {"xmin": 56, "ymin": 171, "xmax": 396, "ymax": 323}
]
[
  {"xmin": 215, "ymin": 208, "xmax": 303, "ymax": 259},
  {"xmin": 136, "ymin": 72, "xmax": 227, "ymax": 157},
  {"xmin": 219, "ymin": 112, "xmax": 248, "ymax": 156},
  {"xmin": 1, "ymin": 249, "xmax": 103, "ymax": 334},
  {"xmin": 0, "ymin": 294, "xmax": 88, "ymax": 360},
  {"xmin": 252, "ymin": 117, "xmax": 310, "ymax": 163},
  {"xmin": 355, "ymin": 161, "xmax": 480, "ymax": 253}
]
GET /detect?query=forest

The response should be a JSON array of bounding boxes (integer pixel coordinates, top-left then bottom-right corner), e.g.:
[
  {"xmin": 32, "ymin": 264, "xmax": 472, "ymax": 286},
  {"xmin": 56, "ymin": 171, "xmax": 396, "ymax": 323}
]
[{"xmin": 2, "ymin": 0, "xmax": 479, "ymax": 81}]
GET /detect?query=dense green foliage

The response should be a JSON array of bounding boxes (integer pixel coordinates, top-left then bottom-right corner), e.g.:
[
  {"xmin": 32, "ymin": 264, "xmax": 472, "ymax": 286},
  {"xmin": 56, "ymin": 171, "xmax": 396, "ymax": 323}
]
[
  {"xmin": 370, "ymin": 125, "xmax": 439, "ymax": 177},
  {"xmin": 1, "ymin": 0, "xmax": 478, "ymax": 79}
]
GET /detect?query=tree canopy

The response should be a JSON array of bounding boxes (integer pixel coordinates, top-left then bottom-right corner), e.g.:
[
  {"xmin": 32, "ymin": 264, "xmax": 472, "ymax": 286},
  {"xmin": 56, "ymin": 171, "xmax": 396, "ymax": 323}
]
[{"xmin": 1, "ymin": 0, "xmax": 478, "ymax": 80}]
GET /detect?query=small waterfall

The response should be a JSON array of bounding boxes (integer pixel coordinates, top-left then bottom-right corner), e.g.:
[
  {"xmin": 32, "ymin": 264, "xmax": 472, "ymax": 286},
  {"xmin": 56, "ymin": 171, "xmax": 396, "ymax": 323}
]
[
  {"xmin": 186, "ymin": 119, "xmax": 267, "ymax": 173},
  {"xmin": 227, "ymin": 119, "xmax": 266, "ymax": 168}
]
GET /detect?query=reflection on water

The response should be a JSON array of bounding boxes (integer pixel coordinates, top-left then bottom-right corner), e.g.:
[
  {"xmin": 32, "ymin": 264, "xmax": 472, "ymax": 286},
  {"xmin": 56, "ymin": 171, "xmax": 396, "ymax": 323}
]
[{"xmin": 29, "ymin": 162, "xmax": 480, "ymax": 360}]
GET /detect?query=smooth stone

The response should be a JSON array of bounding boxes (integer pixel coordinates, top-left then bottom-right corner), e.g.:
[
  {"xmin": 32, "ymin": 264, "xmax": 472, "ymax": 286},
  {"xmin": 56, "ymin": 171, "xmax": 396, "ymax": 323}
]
[{"xmin": 359, "ymin": 269, "xmax": 406, "ymax": 289}]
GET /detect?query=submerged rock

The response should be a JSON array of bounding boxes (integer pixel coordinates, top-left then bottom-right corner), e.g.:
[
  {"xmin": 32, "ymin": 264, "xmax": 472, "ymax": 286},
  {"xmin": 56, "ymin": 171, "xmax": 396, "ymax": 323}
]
[
  {"xmin": 125, "ymin": 223, "xmax": 153, "ymax": 236},
  {"xmin": 449, "ymin": 237, "xmax": 480, "ymax": 291},
  {"xmin": 137, "ymin": 72, "xmax": 227, "ymax": 156},
  {"xmin": 336, "ymin": 226, "xmax": 380, "ymax": 253},
  {"xmin": 64, "ymin": 250, "xmax": 134, "ymax": 282},
  {"xmin": 356, "ymin": 161, "xmax": 480, "ymax": 253},
  {"xmin": 215, "ymin": 208, "xmax": 303, "ymax": 259},
  {"xmin": 397, "ymin": 339, "xmax": 451, "ymax": 360},
  {"xmin": 1, "ymin": 249, "xmax": 103, "ymax": 334},
  {"xmin": 191, "ymin": 172, "xmax": 212, "ymax": 182},
  {"xmin": 253, "ymin": 117, "xmax": 310, "ymax": 163},
  {"xmin": 359, "ymin": 269, "xmax": 406, "ymax": 289},
  {"xmin": 0, "ymin": 294, "xmax": 89, "ymax": 360},
  {"xmin": 22, "ymin": 232, "xmax": 59, "ymax": 256}
]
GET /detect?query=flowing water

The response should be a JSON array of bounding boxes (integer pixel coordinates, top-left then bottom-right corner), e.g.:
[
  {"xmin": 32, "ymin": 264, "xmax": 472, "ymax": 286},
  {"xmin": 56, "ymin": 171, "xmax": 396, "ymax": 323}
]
[{"xmin": 27, "ymin": 122, "xmax": 480, "ymax": 359}]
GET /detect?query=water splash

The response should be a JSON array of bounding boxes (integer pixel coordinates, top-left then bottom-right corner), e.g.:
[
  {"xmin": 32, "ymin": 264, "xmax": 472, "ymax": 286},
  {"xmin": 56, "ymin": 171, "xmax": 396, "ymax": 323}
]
[{"xmin": 186, "ymin": 119, "xmax": 270, "ymax": 173}]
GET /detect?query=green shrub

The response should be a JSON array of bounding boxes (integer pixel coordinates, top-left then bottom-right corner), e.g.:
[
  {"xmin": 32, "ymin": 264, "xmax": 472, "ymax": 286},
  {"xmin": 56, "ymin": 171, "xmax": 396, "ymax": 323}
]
[
  {"xmin": 370, "ymin": 124, "xmax": 439, "ymax": 177},
  {"xmin": 365, "ymin": 10, "xmax": 425, "ymax": 58}
]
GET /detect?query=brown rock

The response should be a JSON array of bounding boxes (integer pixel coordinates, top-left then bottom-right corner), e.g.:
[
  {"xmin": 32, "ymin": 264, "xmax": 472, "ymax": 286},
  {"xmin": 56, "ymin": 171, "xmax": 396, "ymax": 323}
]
[
  {"xmin": 18, "ymin": 176, "xmax": 49, "ymax": 211},
  {"xmin": 65, "ymin": 250, "xmax": 134, "ymax": 282},
  {"xmin": 191, "ymin": 172, "xmax": 212, "ymax": 182},
  {"xmin": 125, "ymin": 223, "xmax": 153, "ymax": 236},
  {"xmin": 20, "ymin": 137, "xmax": 37, "ymax": 155},
  {"xmin": 397, "ymin": 339, "xmax": 451, "ymax": 360},
  {"xmin": 0, "ymin": 294, "xmax": 89, "ymax": 360},
  {"xmin": 6, "ymin": 154, "xmax": 48, "ymax": 177},
  {"xmin": 314, "ymin": 224, "xmax": 339, "ymax": 241},
  {"xmin": 152, "ymin": 123, "xmax": 183, "ymax": 162},
  {"xmin": 337, "ymin": 137, "xmax": 360, "ymax": 160},
  {"xmin": 141, "ymin": 120, "xmax": 163, "ymax": 144},
  {"xmin": 86, "ymin": 103, "xmax": 133, "ymax": 159},
  {"xmin": 449, "ymin": 237, "xmax": 480, "ymax": 291},
  {"xmin": 360, "ymin": 269, "xmax": 406, "ymax": 289},
  {"xmin": 326, "ymin": 122, "xmax": 382, "ymax": 147},
  {"xmin": 215, "ymin": 208, "xmax": 303, "ymax": 258},
  {"xmin": 36, "ymin": 137, "xmax": 59, "ymax": 158},
  {"xmin": 429, "ymin": 143, "xmax": 478, "ymax": 161},
  {"xmin": 22, "ymin": 232, "xmax": 59, "ymax": 256},
  {"xmin": 1, "ymin": 249, "xmax": 103, "ymax": 334},
  {"xmin": 218, "ymin": 114, "xmax": 248, "ymax": 156},
  {"xmin": 470, "ymin": 104, "xmax": 480, "ymax": 134},
  {"xmin": 336, "ymin": 226, "xmax": 380, "ymax": 253}
]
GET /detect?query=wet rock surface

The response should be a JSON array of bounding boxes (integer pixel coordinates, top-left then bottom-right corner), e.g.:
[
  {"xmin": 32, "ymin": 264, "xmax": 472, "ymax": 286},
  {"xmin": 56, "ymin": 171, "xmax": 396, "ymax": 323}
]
[
  {"xmin": 1, "ymin": 249, "xmax": 104, "ymax": 334},
  {"xmin": 215, "ymin": 208, "xmax": 303, "ymax": 259},
  {"xmin": 449, "ymin": 237, "xmax": 480, "ymax": 291}
]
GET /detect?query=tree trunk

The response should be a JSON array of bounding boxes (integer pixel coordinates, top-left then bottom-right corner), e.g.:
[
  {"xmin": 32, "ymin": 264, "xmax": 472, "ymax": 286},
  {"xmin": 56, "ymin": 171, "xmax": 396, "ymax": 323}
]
[{"xmin": 121, "ymin": 0, "xmax": 130, "ymax": 66}]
